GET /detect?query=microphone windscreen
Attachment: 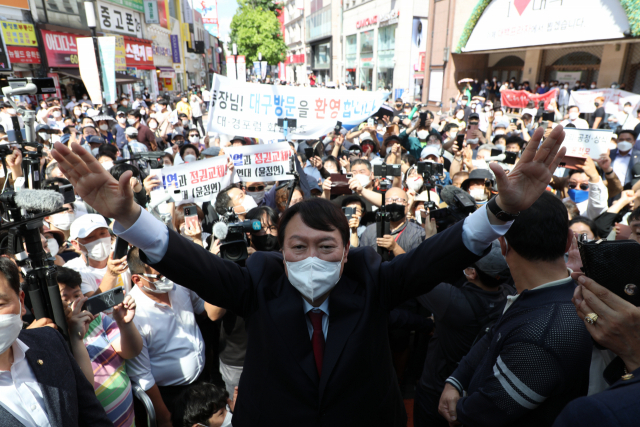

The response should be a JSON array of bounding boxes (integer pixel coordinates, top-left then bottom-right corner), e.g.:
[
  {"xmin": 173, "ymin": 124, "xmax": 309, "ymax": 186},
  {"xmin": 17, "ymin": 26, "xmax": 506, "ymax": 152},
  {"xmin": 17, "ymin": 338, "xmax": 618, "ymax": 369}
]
[
  {"xmin": 440, "ymin": 185, "xmax": 468, "ymax": 207},
  {"xmin": 14, "ymin": 189, "xmax": 64, "ymax": 212},
  {"xmin": 212, "ymin": 221, "xmax": 228, "ymax": 240}
]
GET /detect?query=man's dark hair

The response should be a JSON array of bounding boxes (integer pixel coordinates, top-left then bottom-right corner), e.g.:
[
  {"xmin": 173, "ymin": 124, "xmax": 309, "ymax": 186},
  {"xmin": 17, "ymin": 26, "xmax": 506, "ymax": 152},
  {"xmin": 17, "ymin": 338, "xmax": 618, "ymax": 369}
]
[
  {"xmin": 341, "ymin": 195, "xmax": 366, "ymax": 213},
  {"xmin": 62, "ymin": 125, "xmax": 75, "ymax": 134},
  {"xmin": 98, "ymin": 144, "xmax": 118, "ymax": 160},
  {"xmin": 127, "ymin": 247, "xmax": 147, "ymax": 275},
  {"xmin": 401, "ymin": 153, "xmax": 417, "ymax": 168},
  {"xmin": 568, "ymin": 168, "xmax": 586, "ymax": 178},
  {"xmin": 110, "ymin": 163, "xmax": 140, "ymax": 180},
  {"xmin": 568, "ymin": 105, "xmax": 579, "ymax": 112},
  {"xmin": 617, "ymin": 129, "xmax": 637, "ymax": 140},
  {"xmin": 350, "ymin": 158, "xmax": 372, "ymax": 172},
  {"xmin": 128, "ymin": 109, "xmax": 141, "ymax": 120},
  {"xmin": 56, "ymin": 266, "xmax": 82, "ymax": 289},
  {"xmin": 505, "ymin": 135, "xmax": 524, "ymax": 148},
  {"xmin": 323, "ymin": 156, "xmax": 338, "ymax": 171},
  {"xmin": 278, "ymin": 197, "xmax": 349, "ymax": 247},
  {"xmin": 521, "ymin": 113, "xmax": 533, "ymax": 122},
  {"xmin": 178, "ymin": 113, "xmax": 188, "ymax": 119},
  {"xmin": 629, "ymin": 206, "xmax": 640, "ymax": 222},
  {"xmin": 214, "ymin": 184, "xmax": 241, "ymax": 216},
  {"xmin": 569, "ymin": 216, "xmax": 599, "ymax": 239},
  {"xmin": 158, "ymin": 99, "xmax": 168, "ymax": 106},
  {"xmin": 470, "ymin": 263, "xmax": 502, "ymax": 288},
  {"xmin": 246, "ymin": 206, "xmax": 279, "ymax": 232},
  {"xmin": 384, "ymin": 135, "xmax": 402, "ymax": 146},
  {"xmin": 0, "ymin": 257, "xmax": 20, "ymax": 295},
  {"xmin": 442, "ymin": 122, "xmax": 459, "ymax": 134},
  {"xmin": 504, "ymin": 191, "xmax": 568, "ymax": 262},
  {"xmin": 171, "ymin": 383, "xmax": 229, "ymax": 427}
]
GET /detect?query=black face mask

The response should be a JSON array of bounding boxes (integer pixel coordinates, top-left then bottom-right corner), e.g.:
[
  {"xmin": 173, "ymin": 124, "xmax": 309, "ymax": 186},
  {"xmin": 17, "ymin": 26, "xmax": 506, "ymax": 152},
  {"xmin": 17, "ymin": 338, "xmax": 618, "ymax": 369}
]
[
  {"xmin": 252, "ymin": 234, "xmax": 280, "ymax": 252},
  {"xmin": 386, "ymin": 203, "xmax": 406, "ymax": 222}
]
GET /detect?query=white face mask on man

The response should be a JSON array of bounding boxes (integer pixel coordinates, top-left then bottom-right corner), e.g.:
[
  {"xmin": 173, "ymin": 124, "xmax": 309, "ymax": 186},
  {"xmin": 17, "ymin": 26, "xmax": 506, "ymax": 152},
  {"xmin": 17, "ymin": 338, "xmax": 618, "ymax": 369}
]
[
  {"xmin": 51, "ymin": 212, "xmax": 75, "ymax": 230},
  {"xmin": 81, "ymin": 237, "xmax": 112, "ymax": 261},
  {"xmin": 284, "ymin": 248, "xmax": 345, "ymax": 302},
  {"xmin": 236, "ymin": 194, "xmax": 258, "ymax": 215},
  {"xmin": 0, "ymin": 301, "xmax": 23, "ymax": 355}
]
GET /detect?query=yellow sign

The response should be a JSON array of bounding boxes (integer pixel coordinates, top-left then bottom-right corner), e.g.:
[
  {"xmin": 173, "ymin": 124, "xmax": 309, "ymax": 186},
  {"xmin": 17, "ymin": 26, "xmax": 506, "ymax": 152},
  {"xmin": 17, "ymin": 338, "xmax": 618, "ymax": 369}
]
[
  {"xmin": 181, "ymin": 23, "xmax": 191, "ymax": 49},
  {"xmin": 107, "ymin": 33, "xmax": 127, "ymax": 72},
  {"xmin": 0, "ymin": 21, "xmax": 37, "ymax": 47}
]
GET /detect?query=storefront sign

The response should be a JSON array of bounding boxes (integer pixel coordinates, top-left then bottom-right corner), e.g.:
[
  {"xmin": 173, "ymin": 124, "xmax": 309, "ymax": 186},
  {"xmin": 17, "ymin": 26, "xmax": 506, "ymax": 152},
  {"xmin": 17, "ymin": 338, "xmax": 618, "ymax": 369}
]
[
  {"xmin": 41, "ymin": 30, "xmax": 78, "ymax": 67},
  {"xmin": 97, "ymin": 1, "xmax": 143, "ymax": 38},
  {"xmin": 224, "ymin": 142, "xmax": 291, "ymax": 182},
  {"xmin": 157, "ymin": 66, "xmax": 174, "ymax": 78},
  {"xmin": 152, "ymin": 42, "xmax": 171, "ymax": 57},
  {"xmin": 181, "ymin": 0, "xmax": 193, "ymax": 24},
  {"xmin": 143, "ymin": 0, "xmax": 159, "ymax": 24},
  {"xmin": 47, "ymin": 73, "xmax": 62, "ymax": 99},
  {"xmin": 500, "ymin": 89, "xmax": 557, "ymax": 110},
  {"xmin": 378, "ymin": 9, "xmax": 399, "ymax": 27},
  {"xmin": 170, "ymin": 34, "xmax": 180, "ymax": 63},
  {"xmin": 285, "ymin": 54, "xmax": 304, "ymax": 64},
  {"xmin": 207, "ymin": 74, "xmax": 390, "ymax": 139},
  {"xmin": 463, "ymin": 0, "xmax": 629, "ymax": 52},
  {"xmin": 562, "ymin": 128, "xmax": 613, "ymax": 160},
  {"xmin": 105, "ymin": 33, "xmax": 127, "ymax": 72},
  {"xmin": 102, "ymin": 0, "xmax": 144, "ymax": 13},
  {"xmin": 0, "ymin": 21, "xmax": 37, "ymax": 47},
  {"xmin": 356, "ymin": 15, "xmax": 377, "ymax": 29},
  {"xmin": 569, "ymin": 88, "xmax": 640, "ymax": 115},
  {"xmin": 124, "ymin": 36, "xmax": 154, "ymax": 69},
  {"xmin": 151, "ymin": 156, "xmax": 230, "ymax": 203},
  {"xmin": 555, "ymin": 72, "xmax": 582, "ymax": 88},
  {"xmin": 7, "ymin": 46, "xmax": 39, "ymax": 64}
]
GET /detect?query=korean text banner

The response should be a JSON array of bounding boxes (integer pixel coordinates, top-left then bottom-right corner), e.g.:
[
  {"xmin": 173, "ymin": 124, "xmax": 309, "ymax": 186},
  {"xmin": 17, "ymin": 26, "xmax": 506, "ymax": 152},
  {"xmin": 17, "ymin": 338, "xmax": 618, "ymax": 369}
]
[
  {"xmin": 569, "ymin": 88, "xmax": 640, "ymax": 115},
  {"xmin": 500, "ymin": 89, "xmax": 558, "ymax": 109},
  {"xmin": 224, "ymin": 142, "xmax": 292, "ymax": 182},
  {"xmin": 561, "ymin": 128, "xmax": 613, "ymax": 160},
  {"xmin": 155, "ymin": 156, "xmax": 230, "ymax": 203},
  {"xmin": 207, "ymin": 74, "xmax": 391, "ymax": 139}
]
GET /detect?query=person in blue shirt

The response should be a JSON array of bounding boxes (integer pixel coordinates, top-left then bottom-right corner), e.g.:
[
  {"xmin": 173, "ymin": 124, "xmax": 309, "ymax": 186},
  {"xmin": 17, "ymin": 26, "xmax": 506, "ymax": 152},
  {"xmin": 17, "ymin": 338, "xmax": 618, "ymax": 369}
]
[{"xmin": 398, "ymin": 110, "xmax": 441, "ymax": 159}]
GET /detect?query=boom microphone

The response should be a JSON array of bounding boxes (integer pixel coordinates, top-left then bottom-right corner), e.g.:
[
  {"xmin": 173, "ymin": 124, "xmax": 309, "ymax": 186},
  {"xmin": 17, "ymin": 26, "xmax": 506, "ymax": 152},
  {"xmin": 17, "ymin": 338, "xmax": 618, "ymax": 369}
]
[
  {"xmin": 440, "ymin": 185, "xmax": 474, "ymax": 208},
  {"xmin": 14, "ymin": 189, "xmax": 65, "ymax": 211},
  {"xmin": 213, "ymin": 221, "xmax": 228, "ymax": 240}
]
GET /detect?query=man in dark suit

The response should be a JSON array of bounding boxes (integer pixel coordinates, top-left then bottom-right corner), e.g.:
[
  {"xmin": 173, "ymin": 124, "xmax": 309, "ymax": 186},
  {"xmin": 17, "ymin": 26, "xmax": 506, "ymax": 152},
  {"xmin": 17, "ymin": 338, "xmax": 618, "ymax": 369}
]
[
  {"xmin": 0, "ymin": 258, "xmax": 112, "ymax": 427},
  {"xmin": 609, "ymin": 129, "xmax": 640, "ymax": 186},
  {"xmin": 51, "ymin": 125, "xmax": 568, "ymax": 426}
]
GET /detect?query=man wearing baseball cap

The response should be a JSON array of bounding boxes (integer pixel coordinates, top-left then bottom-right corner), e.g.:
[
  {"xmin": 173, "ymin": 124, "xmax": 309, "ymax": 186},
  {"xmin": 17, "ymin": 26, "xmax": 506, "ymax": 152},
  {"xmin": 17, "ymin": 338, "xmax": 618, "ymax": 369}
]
[{"xmin": 65, "ymin": 214, "xmax": 113, "ymax": 296}]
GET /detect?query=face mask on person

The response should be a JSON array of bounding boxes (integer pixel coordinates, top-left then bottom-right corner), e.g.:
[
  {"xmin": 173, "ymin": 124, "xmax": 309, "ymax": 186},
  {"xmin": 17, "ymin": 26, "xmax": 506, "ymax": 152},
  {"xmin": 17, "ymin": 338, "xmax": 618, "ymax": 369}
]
[
  {"xmin": 470, "ymin": 187, "xmax": 488, "ymax": 202},
  {"xmin": 590, "ymin": 84, "xmax": 596, "ymax": 89},
  {"xmin": 355, "ymin": 174, "xmax": 370, "ymax": 188},
  {"xmin": 594, "ymin": 102, "xmax": 601, "ymax": 108},
  {"xmin": 81, "ymin": 236, "xmax": 111, "ymax": 261},
  {"xmin": 46, "ymin": 239, "xmax": 59, "ymax": 257},
  {"xmin": 466, "ymin": 138, "xmax": 479, "ymax": 145},
  {"xmin": 140, "ymin": 275, "xmax": 175, "ymax": 294},
  {"xmin": 117, "ymin": 117, "xmax": 126, "ymax": 124},
  {"xmin": 173, "ymin": 126, "xmax": 183, "ymax": 134},
  {"xmin": 564, "ymin": 85, "xmax": 569, "ymax": 89},
  {"xmin": 127, "ymin": 118, "xmax": 136, "ymax": 125},
  {"xmin": 140, "ymin": 110, "xmax": 146, "ymax": 116},
  {"xmin": 182, "ymin": 120, "xmax": 189, "ymax": 126},
  {"xmin": 74, "ymin": 109, "xmax": 82, "ymax": 116},
  {"xmin": 82, "ymin": 95, "xmax": 88, "ymax": 100},
  {"xmin": 38, "ymin": 132, "xmax": 50, "ymax": 141},
  {"xmin": 51, "ymin": 212, "xmax": 75, "ymax": 230},
  {"xmin": 189, "ymin": 136, "xmax": 199, "ymax": 144},
  {"xmin": 102, "ymin": 161, "xmax": 114, "ymax": 170},
  {"xmin": 456, "ymin": 112, "xmax": 464, "ymax": 120},
  {"xmin": 569, "ymin": 112, "xmax": 579, "ymax": 120},
  {"xmin": 617, "ymin": 141, "xmax": 633, "ymax": 152},
  {"xmin": 494, "ymin": 130, "xmax": 505, "ymax": 136},
  {"xmin": 71, "ymin": 97, "xmax": 76, "ymax": 102},
  {"xmin": 0, "ymin": 301, "xmax": 23, "ymax": 355},
  {"xmin": 406, "ymin": 177, "xmax": 423, "ymax": 192},
  {"xmin": 284, "ymin": 248, "xmax": 345, "ymax": 302},
  {"xmin": 236, "ymin": 194, "xmax": 258, "ymax": 215},
  {"xmin": 624, "ymin": 106, "xmax": 632, "ymax": 114},
  {"xmin": 568, "ymin": 188, "xmax": 589, "ymax": 203},
  {"xmin": 417, "ymin": 130, "xmax": 429, "ymax": 140},
  {"xmin": 184, "ymin": 154, "xmax": 197, "ymax": 163},
  {"xmin": 386, "ymin": 203, "xmax": 406, "ymax": 222},
  {"xmin": 149, "ymin": 122, "xmax": 158, "ymax": 130},
  {"xmin": 247, "ymin": 190, "xmax": 265, "ymax": 204},
  {"xmin": 252, "ymin": 234, "xmax": 279, "ymax": 251},
  {"xmin": 98, "ymin": 124, "xmax": 108, "ymax": 131},
  {"xmin": 122, "ymin": 100, "xmax": 129, "ymax": 106},
  {"xmin": 52, "ymin": 111, "xmax": 61, "ymax": 118}
]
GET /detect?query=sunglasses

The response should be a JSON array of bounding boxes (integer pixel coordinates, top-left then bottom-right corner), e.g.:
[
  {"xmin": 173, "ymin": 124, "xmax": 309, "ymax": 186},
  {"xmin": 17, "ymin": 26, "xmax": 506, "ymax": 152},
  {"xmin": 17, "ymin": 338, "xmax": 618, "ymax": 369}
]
[
  {"xmin": 246, "ymin": 185, "xmax": 265, "ymax": 192},
  {"xmin": 568, "ymin": 183, "xmax": 589, "ymax": 191}
]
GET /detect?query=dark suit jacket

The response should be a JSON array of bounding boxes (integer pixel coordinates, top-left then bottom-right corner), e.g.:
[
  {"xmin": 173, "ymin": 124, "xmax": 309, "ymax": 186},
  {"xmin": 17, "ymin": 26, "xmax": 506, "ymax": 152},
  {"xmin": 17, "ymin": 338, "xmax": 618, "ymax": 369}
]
[
  {"xmin": 609, "ymin": 147, "xmax": 640, "ymax": 185},
  {"xmin": 0, "ymin": 328, "xmax": 113, "ymax": 427},
  {"xmin": 552, "ymin": 365, "xmax": 640, "ymax": 427},
  {"xmin": 143, "ymin": 220, "xmax": 483, "ymax": 426}
]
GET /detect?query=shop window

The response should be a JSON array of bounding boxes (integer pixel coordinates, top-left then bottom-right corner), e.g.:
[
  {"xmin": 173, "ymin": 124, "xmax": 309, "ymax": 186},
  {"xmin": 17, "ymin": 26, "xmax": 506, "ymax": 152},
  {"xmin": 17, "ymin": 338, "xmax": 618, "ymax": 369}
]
[{"xmin": 377, "ymin": 25, "xmax": 396, "ymax": 91}]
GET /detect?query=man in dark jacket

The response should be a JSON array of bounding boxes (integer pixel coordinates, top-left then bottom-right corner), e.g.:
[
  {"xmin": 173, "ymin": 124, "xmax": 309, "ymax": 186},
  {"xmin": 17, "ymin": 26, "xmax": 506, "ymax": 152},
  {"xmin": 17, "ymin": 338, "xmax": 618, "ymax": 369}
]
[
  {"xmin": 439, "ymin": 192, "xmax": 593, "ymax": 427},
  {"xmin": 0, "ymin": 258, "xmax": 112, "ymax": 427}
]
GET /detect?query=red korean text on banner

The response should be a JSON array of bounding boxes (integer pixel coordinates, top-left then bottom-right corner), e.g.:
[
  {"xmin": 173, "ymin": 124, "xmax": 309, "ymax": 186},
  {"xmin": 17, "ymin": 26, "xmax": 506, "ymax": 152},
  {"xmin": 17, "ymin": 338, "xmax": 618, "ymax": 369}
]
[
  {"xmin": 7, "ymin": 46, "xmax": 40, "ymax": 64},
  {"xmin": 501, "ymin": 89, "xmax": 558, "ymax": 110},
  {"xmin": 40, "ymin": 30, "xmax": 78, "ymax": 67},
  {"xmin": 123, "ymin": 36, "xmax": 154, "ymax": 70}
]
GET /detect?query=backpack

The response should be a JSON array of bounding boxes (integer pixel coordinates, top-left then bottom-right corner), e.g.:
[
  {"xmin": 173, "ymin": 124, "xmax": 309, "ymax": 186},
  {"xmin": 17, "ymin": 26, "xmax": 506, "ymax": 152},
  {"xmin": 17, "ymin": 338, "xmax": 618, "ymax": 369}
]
[{"xmin": 461, "ymin": 286, "xmax": 512, "ymax": 347}]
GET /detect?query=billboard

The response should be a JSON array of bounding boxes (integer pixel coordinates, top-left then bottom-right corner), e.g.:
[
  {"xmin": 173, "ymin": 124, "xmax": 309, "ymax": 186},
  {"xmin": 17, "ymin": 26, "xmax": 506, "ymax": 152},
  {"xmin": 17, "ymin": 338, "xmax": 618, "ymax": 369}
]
[{"xmin": 194, "ymin": 0, "xmax": 219, "ymax": 37}]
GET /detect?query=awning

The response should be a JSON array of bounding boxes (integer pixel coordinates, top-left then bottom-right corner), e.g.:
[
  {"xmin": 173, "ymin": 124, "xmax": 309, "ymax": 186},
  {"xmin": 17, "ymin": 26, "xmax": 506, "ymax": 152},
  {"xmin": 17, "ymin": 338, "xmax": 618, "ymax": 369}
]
[{"xmin": 54, "ymin": 68, "xmax": 142, "ymax": 84}]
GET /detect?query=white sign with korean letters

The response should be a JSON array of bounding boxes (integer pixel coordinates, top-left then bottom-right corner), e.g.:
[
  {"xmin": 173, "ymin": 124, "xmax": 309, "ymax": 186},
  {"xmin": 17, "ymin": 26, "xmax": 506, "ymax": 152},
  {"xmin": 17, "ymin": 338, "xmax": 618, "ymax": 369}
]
[
  {"xmin": 97, "ymin": 1, "xmax": 143, "ymax": 38},
  {"xmin": 224, "ymin": 142, "xmax": 292, "ymax": 182},
  {"xmin": 562, "ymin": 128, "xmax": 614, "ymax": 159}
]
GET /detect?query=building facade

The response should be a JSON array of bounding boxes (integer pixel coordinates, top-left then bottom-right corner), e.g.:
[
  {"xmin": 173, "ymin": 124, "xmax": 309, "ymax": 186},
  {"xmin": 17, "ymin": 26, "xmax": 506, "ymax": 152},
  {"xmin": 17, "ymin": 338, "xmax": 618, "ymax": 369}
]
[
  {"xmin": 283, "ymin": 0, "xmax": 306, "ymax": 83},
  {"xmin": 304, "ymin": 0, "xmax": 341, "ymax": 85}
]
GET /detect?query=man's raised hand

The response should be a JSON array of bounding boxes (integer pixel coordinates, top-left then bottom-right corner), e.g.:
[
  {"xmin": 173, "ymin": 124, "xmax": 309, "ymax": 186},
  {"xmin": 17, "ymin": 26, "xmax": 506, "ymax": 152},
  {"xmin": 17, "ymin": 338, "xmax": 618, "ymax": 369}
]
[
  {"xmin": 51, "ymin": 142, "xmax": 140, "ymax": 227},
  {"xmin": 490, "ymin": 125, "xmax": 566, "ymax": 215}
]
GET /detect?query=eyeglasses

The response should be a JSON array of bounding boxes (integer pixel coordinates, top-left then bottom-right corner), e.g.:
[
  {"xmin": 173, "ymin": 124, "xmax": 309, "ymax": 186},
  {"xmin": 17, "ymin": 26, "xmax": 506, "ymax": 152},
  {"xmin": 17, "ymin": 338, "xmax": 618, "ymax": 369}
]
[
  {"xmin": 246, "ymin": 185, "xmax": 265, "ymax": 192},
  {"xmin": 568, "ymin": 183, "xmax": 589, "ymax": 191},
  {"xmin": 140, "ymin": 273, "xmax": 164, "ymax": 282},
  {"xmin": 385, "ymin": 197, "xmax": 407, "ymax": 204}
]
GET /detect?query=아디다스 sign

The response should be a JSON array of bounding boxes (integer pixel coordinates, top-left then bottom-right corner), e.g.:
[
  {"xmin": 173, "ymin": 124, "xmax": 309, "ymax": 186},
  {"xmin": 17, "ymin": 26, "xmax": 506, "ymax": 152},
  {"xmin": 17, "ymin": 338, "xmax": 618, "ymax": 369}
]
[
  {"xmin": 41, "ymin": 30, "xmax": 79, "ymax": 67},
  {"xmin": 124, "ymin": 36, "xmax": 154, "ymax": 69},
  {"xmin": 356, "ymin": 15, "xmax": 377, "ymax": 29}
]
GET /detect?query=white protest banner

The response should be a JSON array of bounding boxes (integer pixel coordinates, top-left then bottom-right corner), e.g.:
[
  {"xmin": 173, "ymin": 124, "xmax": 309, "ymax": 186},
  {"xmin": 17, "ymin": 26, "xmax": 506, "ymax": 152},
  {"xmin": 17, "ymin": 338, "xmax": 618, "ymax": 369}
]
[
  {"xmin": 562, "ymin": 128, "xmax": 613, "ymax": 159},
  {"xmin": 224, "ymin": 142, "xmax": 292, "ymax": 182},
  {"xmin": 77, "ymin": 37, "xmax": 103, "ymax": 105},
  {"xmin": 568, "ymin": 88, "xmax": 640, "ymax": 115},
  {"xmin": 206, "ymin": 74, "xmax": 390, "ymax": 139},
  {"xmin": 155, "ymin": 156, "xmax": 230, "ymax": 203}
]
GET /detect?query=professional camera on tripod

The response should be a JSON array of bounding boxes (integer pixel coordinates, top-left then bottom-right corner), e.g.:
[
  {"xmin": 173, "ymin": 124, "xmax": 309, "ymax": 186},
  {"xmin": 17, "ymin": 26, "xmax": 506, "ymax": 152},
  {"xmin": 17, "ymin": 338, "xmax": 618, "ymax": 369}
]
[
  {"xmin": 372, "ymin": 163, "xmax": 402, "ymax": 259},
  {"xmin": 417, "ymin": 160, "xmax": 444, "ymax": 211},
  {"xmin": 212, "ymin": 208, "xmax": 262, "ymax": 262}
]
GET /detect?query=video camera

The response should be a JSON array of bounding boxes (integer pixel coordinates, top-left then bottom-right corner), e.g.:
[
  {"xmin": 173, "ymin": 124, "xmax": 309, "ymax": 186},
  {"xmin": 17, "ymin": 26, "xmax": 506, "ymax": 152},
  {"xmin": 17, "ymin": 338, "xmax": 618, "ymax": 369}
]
[
  {"xmin": 213, "ymin": 208, "xmax": 261, "ymax": 262},
  {"xmin": 432, "ymin": 185, "xmax": 477, "ymax": 232},
  {"xmin": 115, "ymin": 151, "xmax": 166, "ymax": 180},
  {"xmin": 372, "ymin": 163, "xmax": 403, "ymax": 260},
  {"xmin": 417, "ymin": 161, "xmax": 444, "ymax": 210}
]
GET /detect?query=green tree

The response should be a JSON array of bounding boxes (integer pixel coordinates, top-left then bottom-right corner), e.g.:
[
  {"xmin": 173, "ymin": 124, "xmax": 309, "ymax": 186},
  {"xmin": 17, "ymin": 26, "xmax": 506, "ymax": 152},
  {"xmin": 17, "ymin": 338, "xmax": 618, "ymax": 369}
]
[{"xmin": 229, "ymin": 0, "xmax": 287, "ymax": 65}]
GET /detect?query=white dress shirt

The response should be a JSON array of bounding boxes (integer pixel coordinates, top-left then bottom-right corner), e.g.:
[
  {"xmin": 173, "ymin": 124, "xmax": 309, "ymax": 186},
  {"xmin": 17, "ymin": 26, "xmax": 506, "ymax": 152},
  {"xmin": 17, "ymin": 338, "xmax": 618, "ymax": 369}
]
[
  {"xmin": 560, "ymin": 118, "xmax": 589, "ymax": 129},
  {"xmin": 612, "ymin": 151, "xmax": 632, "ymax": 185},
  {"xmin": 125, "ymin": 284, "xmax": 206, "ymax": 391},
  {"xmin": 302, "ymin": 297, "xmax": 330, "ymax": 340},
  {"xmin": 0, "ymin": 339, "xmax": 51, "ymax": 427}
]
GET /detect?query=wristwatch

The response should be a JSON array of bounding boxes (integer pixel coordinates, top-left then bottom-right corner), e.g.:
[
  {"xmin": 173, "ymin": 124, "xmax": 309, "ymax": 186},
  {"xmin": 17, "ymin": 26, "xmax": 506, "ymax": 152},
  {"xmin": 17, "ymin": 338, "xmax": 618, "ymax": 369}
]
[{"xmin": 487, "ymin": 197, "xmax": 520, "ymax": 222}]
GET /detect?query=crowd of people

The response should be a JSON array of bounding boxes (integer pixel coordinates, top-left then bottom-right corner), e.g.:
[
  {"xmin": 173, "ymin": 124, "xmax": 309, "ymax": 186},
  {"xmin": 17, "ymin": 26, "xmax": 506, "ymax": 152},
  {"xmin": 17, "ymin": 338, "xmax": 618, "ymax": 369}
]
[{"xmin": 0, "ymin": 76, "xmax": 638, "ymax": 427}]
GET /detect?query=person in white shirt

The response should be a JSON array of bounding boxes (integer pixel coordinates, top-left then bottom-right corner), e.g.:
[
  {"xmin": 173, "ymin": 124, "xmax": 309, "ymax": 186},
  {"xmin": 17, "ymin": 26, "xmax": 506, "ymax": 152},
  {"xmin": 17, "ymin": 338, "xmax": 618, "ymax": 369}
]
[
  {"xmin": 65, "ymin": 96, "xmax": 77, "ymax": 112},
  {"xmin": 65, "ymin": 214, "xmax": 112, "ymax": 295},
  {"xmin": 125, "ymin": 248, "xmax": 225, "ymax": 427},
  {"xmin": 190, "ymin": 92, "xmax": 205, "ymax": 134},
  {"xmin": 560, "ymin": 105, "xmax": 590, "ymax": 129},
  {"xmin": 0, "ymin": 102, "xmax": 23, "ymax": 131},
  {"xmin": 563, "ymin": 157, "xmax": 609, "ymax": 220},
  {"xmin": 79, "ymin": 94, "xmax": 92, "ymax": 106},
  {"xmin": 608, "ymin": 102, "xmax": 640, "ymax": 131}
]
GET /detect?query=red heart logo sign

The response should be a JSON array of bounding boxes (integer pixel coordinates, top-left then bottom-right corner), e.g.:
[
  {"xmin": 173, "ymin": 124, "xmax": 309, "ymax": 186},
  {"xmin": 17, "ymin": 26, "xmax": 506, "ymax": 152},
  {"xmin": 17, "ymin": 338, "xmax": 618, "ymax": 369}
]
[{"xmin": 513, "ymin": 0, "xmax": 531, "ymax": 15}]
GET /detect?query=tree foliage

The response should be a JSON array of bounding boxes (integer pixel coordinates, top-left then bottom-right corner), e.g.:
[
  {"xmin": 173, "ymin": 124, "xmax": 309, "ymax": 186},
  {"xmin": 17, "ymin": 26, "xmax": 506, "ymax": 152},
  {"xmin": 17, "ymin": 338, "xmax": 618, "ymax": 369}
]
[{"xmin": 229, "ymin": 0, "xmax": 287, "ymax": 65}]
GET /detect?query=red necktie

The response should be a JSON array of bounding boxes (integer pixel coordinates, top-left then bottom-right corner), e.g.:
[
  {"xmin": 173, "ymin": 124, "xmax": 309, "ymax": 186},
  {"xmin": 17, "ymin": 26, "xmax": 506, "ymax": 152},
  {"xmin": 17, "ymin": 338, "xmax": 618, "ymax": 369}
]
[{"xmin": 308, "ymin": 310, "xmax": 325, "ymax": 376}]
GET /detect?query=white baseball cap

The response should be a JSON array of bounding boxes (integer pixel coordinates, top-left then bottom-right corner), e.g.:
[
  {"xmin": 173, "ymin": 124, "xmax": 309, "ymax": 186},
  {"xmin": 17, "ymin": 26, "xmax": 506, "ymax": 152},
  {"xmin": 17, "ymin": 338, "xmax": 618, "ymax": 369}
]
[
  {"xmin": 70, "ymin": 214, "xmax": 109, "ymax": 240},
  {"xmin": 420, "ymin": 146, "xmax": 441, "ymax": 160}
]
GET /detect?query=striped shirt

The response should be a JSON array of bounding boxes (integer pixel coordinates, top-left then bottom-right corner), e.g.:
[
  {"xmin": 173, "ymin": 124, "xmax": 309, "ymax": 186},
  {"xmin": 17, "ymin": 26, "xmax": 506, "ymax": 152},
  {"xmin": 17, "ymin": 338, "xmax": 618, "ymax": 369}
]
[{"xmin": 84, "ymin": 312, "xmax": 135, "ymax": 427}]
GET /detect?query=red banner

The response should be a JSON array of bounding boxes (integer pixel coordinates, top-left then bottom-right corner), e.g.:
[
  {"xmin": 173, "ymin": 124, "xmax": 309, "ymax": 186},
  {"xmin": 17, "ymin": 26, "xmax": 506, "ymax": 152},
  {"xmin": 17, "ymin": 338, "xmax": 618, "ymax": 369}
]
[
  {"xmin": 124, "ymin": 36, "xmax": 154, "ymax": 69},
  {"xmin": 41, "ymin": 30, "xmax": 78, "ymax": 67},
  {"xmin": 501, "ymin": 89, "xmax": 558, "ymax": 109},
  {"xmin": 7, "ymin": 46, "xmax": 40, "ymax": 64}
]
